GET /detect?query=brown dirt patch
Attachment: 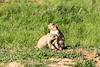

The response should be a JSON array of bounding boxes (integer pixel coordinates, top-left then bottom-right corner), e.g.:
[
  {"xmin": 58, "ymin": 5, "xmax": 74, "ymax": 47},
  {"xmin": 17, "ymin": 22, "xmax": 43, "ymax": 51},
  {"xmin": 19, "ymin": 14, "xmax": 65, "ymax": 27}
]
[{"xmin": 46, "ymin": 48, "xmax": 100, "ymax": 67}]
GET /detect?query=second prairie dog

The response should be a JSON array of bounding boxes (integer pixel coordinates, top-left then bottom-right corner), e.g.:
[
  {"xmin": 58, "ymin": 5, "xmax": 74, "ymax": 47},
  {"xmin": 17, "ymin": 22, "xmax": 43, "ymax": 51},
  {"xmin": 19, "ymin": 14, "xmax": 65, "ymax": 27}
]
[
  {"xmin": 48, "ymin": 34, "xmax": 59, "ymax": 50},
  {"xmin": 37, "ymin": 33, "xmax": 58, "ymax": 49}
]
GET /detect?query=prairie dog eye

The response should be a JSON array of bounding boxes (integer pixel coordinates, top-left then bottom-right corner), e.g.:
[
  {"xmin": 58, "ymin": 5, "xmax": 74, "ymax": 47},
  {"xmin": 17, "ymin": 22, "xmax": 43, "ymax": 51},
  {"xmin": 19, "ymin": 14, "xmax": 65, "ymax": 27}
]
[
  {"xmin": 53, "ymin": 35, "xmax": 57, "ymax": 39},
  {"xmin": 53, "ymin": 35, "xmax": 56, "ymax": 38}
]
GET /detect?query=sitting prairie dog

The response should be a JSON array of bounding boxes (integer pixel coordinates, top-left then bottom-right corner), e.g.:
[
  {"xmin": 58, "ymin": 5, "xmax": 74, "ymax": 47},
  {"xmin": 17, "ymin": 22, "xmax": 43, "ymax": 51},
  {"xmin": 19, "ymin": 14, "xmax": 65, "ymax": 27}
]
[
  {"xmin": 48, "ymin": 23, "xmax": 65, "ymax": 49},
  {"xmin": 36, "ymin": 33, "xmax": 58, "ymax": 49}
]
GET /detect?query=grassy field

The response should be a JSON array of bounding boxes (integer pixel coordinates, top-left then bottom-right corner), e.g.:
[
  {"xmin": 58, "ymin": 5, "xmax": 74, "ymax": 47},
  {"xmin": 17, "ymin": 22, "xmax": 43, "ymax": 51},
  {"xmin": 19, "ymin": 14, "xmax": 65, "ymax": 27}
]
[{"xmin": 0, "ymin": 0, "xmax": 100, "ymax": 67}]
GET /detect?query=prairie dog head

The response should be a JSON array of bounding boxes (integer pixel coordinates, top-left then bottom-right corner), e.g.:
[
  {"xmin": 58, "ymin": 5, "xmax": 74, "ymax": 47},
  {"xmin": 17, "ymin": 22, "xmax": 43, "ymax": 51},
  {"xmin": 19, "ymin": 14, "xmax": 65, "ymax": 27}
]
[
  {"xmin": 48, "ymin": 23, "xmax": 59, "ymax": 36},
  {"xmin": 49, "ymin": 34, "xmax": 58, "ymax": 40},
  {"xmin": 48, "ymin": 23, "xmax": 58, "ymax": 31}
]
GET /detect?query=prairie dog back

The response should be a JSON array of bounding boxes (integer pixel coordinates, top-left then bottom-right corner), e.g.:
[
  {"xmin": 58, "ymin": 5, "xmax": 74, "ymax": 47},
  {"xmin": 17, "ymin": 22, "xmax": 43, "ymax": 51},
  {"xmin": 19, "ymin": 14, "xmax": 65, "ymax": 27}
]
[
  {"xmin": 36, "ymin": 33, "xmax": 57, "ymax": 49},
  {"xmin": 37, "ymin": 34, "xmax": 49, "ymax": 49}
]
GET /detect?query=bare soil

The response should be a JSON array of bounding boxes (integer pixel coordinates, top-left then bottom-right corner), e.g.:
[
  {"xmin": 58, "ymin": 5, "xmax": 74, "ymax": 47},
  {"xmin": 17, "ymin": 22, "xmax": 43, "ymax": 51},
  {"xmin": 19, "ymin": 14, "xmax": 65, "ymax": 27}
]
[{"xmin": 0, "ymin": 48, "xmax": 99, "ymax": 67}]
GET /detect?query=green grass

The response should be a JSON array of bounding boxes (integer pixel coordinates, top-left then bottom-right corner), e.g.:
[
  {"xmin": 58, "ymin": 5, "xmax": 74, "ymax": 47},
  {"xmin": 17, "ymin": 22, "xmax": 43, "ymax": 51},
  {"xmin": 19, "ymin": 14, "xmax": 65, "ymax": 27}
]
[
  {"xmin": 0, "ymin": 0, "xmax": 100, "ymax": 67},
  {"xmin": 75, "ymin": 60, "xmax": 95, "ymax": 67}
]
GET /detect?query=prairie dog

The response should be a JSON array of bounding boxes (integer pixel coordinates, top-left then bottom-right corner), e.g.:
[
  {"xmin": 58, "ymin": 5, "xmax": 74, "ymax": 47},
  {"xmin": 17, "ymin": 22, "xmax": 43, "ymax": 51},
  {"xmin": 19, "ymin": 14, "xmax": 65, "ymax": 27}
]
[
  {"xmin": 36, "ymin": 33, "xmax": 58, "ymax": 49},
  {"xmin": 49, "ymin": 37, "xmax": 62, "ymax": 50},
  {"xmin": 48, "ymin": 23, "xmax": 64, "ymax": 49},
  {"xmin": 48, "ymin": 34, "xmax": 58, "ymax": 50}
]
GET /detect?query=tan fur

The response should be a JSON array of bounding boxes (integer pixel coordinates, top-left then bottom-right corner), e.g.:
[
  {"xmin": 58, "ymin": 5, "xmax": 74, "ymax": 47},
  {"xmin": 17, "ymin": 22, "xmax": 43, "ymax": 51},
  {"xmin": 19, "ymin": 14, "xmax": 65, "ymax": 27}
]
[
  {"xmin": 48, "ymin": 23, "xmax": 64, "ymax": 50},
  {"xmin": 36, "ymin": 33, "xmax": 58, "ymax": 49},
  {"xmin": 48, "ymin": 34, "xmax": 58, "ymax": 50},
  {"xmin": 48, "ymin": 34, "xmax": 62, "ymax": 50}
]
